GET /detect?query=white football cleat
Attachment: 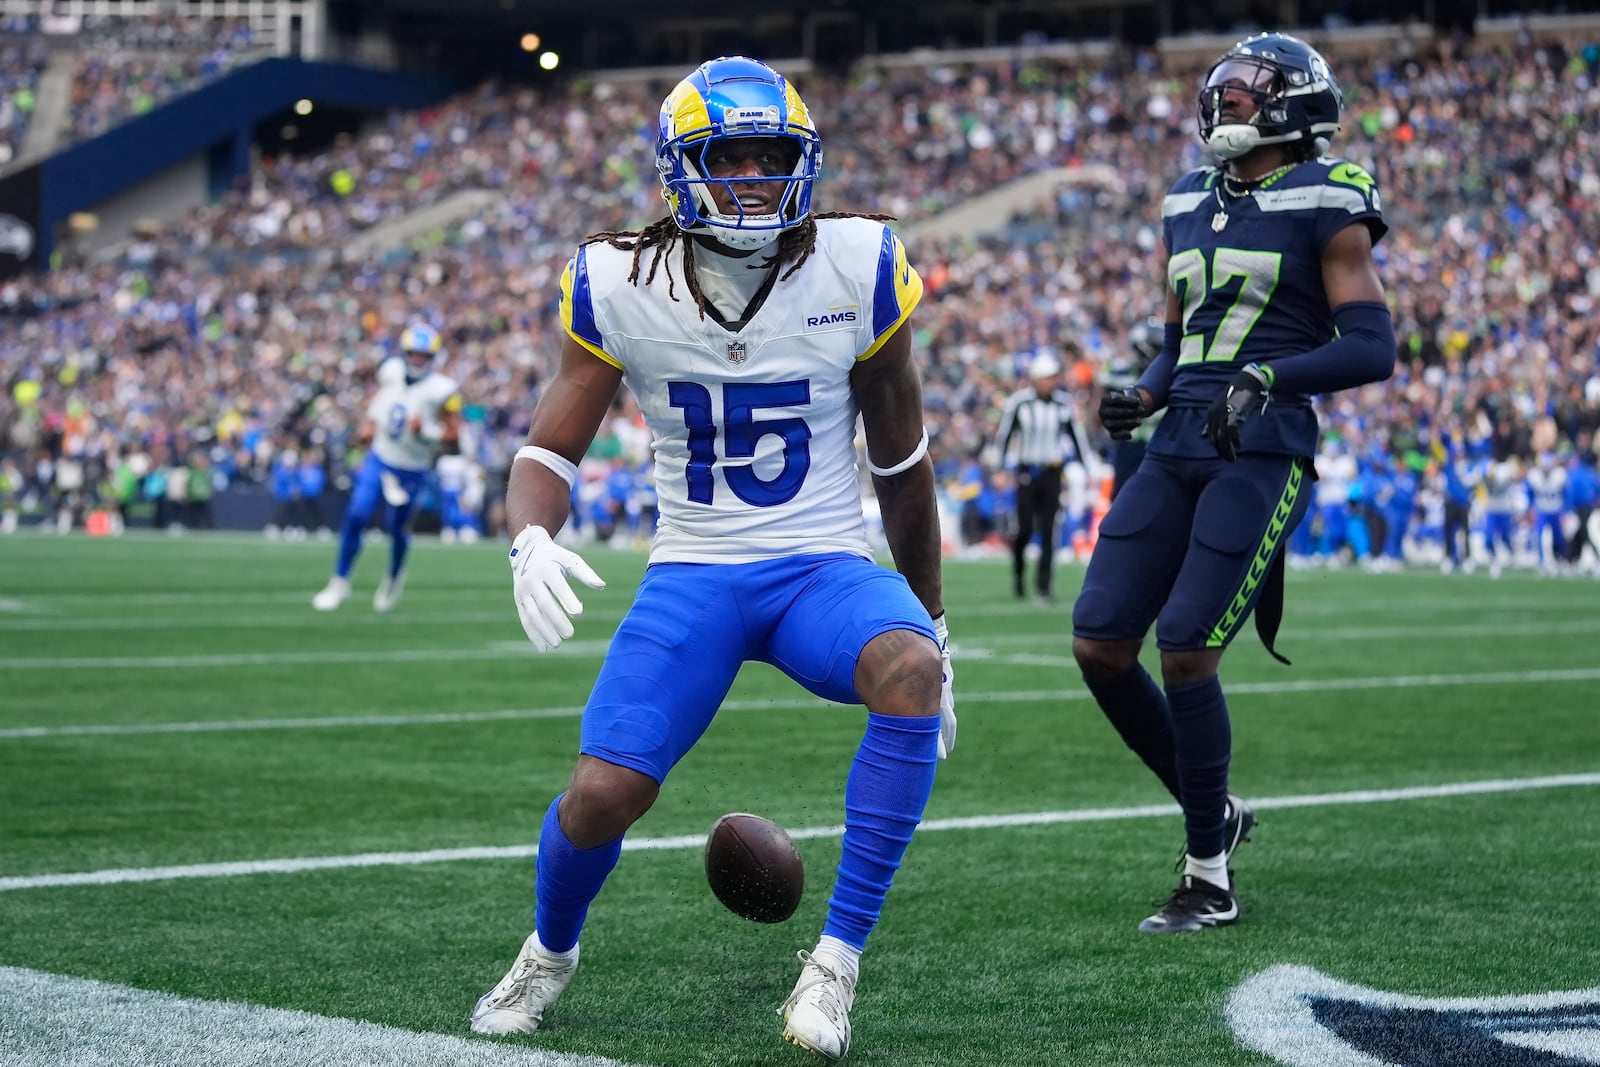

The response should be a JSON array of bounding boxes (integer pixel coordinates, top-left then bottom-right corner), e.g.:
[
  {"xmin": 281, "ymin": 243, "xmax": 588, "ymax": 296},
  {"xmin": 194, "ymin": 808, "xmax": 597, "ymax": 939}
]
[
  {"xmin": 779, "ymin": 949, "xmax": 856, "ymax": 1062},
  {"xmin": 373, "ymin": 571, "xmax": 407, "ymax": 613},
  {"xmin": 311, "ymin": 576, "xmax": 351, "ymax": 612},
  {"xmin": 470, "ymin": 933, "xmax": 578, "ymax": 1036}
]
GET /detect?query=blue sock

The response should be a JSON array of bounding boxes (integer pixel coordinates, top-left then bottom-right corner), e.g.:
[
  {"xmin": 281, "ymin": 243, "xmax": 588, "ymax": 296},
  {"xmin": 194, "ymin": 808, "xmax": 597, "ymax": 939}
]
[
  {"xmin": 387, "ymin": 508, "xmax": 412, "ymax": 578},
  {"xmin": 823, "ymin": 713, "xmax": 940, "ymax": 950},
  {"xmin": 1167, "ymin": 676, "xmax": 1230, "ymax": 860},
  {"xmin": 1083, "ymin": 662, "xmax": 1180, "ymax": 802},
  {"xmin": 334, "ymin": 511, "xmax": 366, "ymax": 579},
  {"xmin": 534, "ymin": 795, "xmax": 622, "ymax": 953}
]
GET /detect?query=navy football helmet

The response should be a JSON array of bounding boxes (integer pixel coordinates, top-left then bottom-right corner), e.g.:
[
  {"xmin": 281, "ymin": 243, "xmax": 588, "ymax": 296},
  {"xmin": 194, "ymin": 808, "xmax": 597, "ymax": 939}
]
[
  {"xmin": 656, "ymin": 56, "xmax": 821, "ymax": 250},
  {"xmin": 1198, "ymin": 33, "xmax": 1342, "ymax": 160},
  {"xmin": 1128, "ymin": 316, "xmax": 1165, "ymax": 374}
]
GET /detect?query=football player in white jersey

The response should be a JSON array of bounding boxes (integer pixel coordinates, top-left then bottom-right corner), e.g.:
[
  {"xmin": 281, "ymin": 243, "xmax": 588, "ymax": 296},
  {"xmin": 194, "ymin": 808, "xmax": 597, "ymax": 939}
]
[
  {"xmin": 469, "ymin": 57, "xmax": 953, "ymax": 1063},
  {"xmin": 312, "ymin": 323, "xmax": 461, "ymax": 612}
]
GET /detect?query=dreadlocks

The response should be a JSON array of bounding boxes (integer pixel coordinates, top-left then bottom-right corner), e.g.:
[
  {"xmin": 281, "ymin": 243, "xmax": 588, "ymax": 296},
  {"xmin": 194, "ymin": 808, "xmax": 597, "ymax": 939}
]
[{"xmin": 581, "ymin": 212, "xmax": 896, "ymax": 321}]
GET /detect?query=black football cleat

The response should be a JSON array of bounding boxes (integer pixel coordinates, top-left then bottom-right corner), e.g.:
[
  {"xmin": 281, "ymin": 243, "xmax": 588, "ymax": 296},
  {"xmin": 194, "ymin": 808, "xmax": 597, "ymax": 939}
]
[
  {"xmin": 1138, "ymin": 873, "xmax": 1239, "ymax": 934},
  {"xmin": 1223, "ymin": 794, "xmax": 1256, "ymax": 858}
]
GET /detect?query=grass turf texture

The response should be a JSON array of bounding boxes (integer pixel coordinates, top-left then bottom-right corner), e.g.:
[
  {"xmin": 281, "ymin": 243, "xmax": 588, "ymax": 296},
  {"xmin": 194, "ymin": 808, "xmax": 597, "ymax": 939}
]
[{"xmin": 1, "ymin": 533, "xmax": 1597, "ymax": 1066}]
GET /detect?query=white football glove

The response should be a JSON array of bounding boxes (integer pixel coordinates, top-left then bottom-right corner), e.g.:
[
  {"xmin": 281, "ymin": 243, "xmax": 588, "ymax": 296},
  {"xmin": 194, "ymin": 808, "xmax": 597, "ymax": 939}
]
[
  {"xmin": 933, "ymin": 613, "xmax": 956, "ymax": 759},
  {"xmin": 508, "ymin": 524, "xmax": 605, "ymax": 653}
]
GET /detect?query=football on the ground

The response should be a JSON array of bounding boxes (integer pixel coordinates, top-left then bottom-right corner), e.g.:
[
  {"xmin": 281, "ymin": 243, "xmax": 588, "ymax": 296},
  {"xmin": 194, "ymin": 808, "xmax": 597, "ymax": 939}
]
[{"xmin": 704, "ymin": 812, "xmax": 805, "ymax": 923}]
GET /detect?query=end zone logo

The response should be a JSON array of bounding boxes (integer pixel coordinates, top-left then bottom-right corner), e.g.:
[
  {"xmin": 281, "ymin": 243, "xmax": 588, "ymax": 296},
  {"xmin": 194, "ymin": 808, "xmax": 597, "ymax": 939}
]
[{"xmin": 1229, "ymin": 965, "xmax": 1600, "ymax": 1065}]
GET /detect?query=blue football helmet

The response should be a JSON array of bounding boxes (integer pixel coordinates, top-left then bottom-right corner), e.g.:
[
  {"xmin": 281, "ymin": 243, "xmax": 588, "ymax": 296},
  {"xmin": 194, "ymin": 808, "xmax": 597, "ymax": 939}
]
[
  {"xmin": 1198, "ymin": 33, "xmax": 1342, "ymax": 160},
  {"xmin": 399, "ymin": 323, "xmax": 442, "ymax": 382},
  {"xmin": 656, "ymin": 56, "xmax": 821, "ymax": 251},
  {"xmin": 1128, "ymin": 316, "xmax": 1165, "ymax": 374}
]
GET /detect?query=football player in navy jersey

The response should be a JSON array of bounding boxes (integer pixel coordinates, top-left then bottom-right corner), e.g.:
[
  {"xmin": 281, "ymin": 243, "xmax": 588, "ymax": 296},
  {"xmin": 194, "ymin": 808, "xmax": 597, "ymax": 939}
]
[{"xmin": 1073, "ymin": 33, "xmax": 1395, "ymax": 933}]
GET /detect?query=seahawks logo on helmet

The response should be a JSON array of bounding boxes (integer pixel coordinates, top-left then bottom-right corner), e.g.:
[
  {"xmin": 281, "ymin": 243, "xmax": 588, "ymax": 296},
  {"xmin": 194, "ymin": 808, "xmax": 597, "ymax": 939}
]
[
  {"xmin": 1229, "ymin": 965, "xmax": 1600, "ymax": 1066},
  {"xmin": 655, "ymin": 55, "xmax": 822, "ymax": 251}
]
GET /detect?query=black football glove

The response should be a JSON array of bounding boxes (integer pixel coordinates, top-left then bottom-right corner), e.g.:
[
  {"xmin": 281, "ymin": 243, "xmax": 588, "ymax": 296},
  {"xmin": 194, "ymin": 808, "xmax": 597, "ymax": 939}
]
[
  {"xmin": 1202, "ymin": 364, "xmax": 1273, "ymax": 461},
  {"xmin": 1099, "ymin": 387, "xmax": 1149, "ymax": 441}
]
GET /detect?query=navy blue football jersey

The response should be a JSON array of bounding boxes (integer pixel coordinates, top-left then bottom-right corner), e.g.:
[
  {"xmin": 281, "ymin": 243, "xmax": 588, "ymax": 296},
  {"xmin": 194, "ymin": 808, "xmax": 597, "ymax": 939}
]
[{"xmin": 1149, "ymin": 157, "xmax": 1386, "ymax": 458}]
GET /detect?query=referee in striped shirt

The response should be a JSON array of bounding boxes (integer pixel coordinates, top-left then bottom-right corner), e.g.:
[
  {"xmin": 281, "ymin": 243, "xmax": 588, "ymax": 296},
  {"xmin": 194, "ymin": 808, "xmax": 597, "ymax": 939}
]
[{"xmin": 993, "ymin": 350, "xmax": 1095, "ymax": 603}]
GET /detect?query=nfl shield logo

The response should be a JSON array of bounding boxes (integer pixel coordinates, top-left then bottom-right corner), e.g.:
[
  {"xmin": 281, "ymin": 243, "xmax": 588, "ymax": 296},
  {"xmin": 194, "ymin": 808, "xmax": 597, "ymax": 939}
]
[{"xmin": 727, "ymin": 340, "xmax": 748, "ymax": 365}]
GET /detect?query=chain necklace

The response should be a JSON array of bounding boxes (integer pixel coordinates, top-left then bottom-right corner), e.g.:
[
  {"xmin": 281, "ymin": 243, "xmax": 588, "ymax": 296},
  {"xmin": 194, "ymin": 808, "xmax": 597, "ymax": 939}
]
[{"xmin": 1211, "ymin": 162, "xmax": 1298, "ymax": 232}]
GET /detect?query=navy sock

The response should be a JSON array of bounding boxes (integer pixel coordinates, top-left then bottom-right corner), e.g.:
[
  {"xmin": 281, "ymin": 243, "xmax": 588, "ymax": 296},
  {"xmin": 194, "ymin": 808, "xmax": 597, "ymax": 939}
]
[
  {"xmin": 1084, "ymin": 663, "xmax": 1180, "ymax": 801},
  {"xmin": 1166, "ymin": 676, "xmax": 1231, "ymax": 860},
  {"xmin": 534, "ymin": 795, "xmax": 622, "ymax": 953},
  {"xmin": 823, "ymin": 713, "xmax": 940, "ymax": 950}
]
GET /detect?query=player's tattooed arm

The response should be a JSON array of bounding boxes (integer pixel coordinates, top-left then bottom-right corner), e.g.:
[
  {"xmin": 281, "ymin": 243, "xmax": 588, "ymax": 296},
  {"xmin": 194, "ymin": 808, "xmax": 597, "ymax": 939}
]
[
  {"xmin": 853, "ymin": 316, "xmax": 944, "ymax": 619},
  {"xmin": 507, "ymin": 333, "xmax": 624, "ymax": 536}
]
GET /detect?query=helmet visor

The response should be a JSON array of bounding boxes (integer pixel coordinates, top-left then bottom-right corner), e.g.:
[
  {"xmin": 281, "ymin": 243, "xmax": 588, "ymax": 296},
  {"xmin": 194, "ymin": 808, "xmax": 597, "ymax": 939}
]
[{"xmin": 1204, "ymin": 58, "xmax": 1282, "ymax": 96}]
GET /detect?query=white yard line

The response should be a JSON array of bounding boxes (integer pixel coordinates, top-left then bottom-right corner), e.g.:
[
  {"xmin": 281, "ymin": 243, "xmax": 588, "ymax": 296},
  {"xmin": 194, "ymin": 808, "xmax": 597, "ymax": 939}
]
[
  {"xmin": 2, "ymin": 773, "xmax": 1595, "ymax": 894},
  {"xmin": 0, "ymin": 964, "xmax": 639, "ymax": 1067},
  {"xmin": 0, "ymin": 611, "xmax": 529, "ymax": 631},
  {"xmin": 4, "ymin": 612, "xmax": 1597, "ymax": 642},
  {"xmin": 7, "ymin": 613, "xmax": 1600, "ymax": 669},
  {"xmin": 7, "ymin": 664, "xmax": 1600, "ymax": 740},
  {"xmin": 0, "ymin": 647, "xmax": 547, "ymax": 670}
]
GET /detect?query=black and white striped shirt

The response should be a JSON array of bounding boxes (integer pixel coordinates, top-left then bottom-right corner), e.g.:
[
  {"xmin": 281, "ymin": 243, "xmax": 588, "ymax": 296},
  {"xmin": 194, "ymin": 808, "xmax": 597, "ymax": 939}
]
[{"xmin": 994, "ymin": 387, "xmax": 1093, "ymax": 469}]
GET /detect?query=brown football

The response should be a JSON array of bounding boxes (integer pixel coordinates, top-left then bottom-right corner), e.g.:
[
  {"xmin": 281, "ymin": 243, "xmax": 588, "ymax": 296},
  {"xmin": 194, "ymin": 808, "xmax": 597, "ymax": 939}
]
[{"xmin": 704, "ymin": 812, "xmax": 805, "ymax": 923}]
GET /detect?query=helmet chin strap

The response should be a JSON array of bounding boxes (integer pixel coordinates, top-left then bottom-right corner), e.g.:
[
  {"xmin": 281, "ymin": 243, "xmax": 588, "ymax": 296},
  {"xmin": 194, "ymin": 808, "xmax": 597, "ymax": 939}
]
[
  {"xmin": 685, "ymin": 179, "xmax": 787, "ymax": 250},
  {"xmin": 1209, "ymin": 123, "xmax": 1327, "ymax": 162},
  {"xmin": 1208, "ymin": 124, "xmax": 1262, "ymax": 160},
  {"xmin": 698, "ymin": 216, "xmax": 784, "ymax": 251}
]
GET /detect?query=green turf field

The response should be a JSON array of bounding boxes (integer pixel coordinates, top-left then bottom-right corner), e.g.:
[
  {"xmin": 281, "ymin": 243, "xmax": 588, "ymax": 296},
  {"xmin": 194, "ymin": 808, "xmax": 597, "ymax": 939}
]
[{"xmin": 2, "ymin": 533, "xmax": 1597, "ymax": 1066}]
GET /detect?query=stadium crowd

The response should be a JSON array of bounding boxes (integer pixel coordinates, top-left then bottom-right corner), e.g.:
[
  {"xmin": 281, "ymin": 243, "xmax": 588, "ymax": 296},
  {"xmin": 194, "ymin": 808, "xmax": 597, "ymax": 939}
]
[
  {"xmin": 67, "ymin": 15, "xmax": 261, "ymax": 141},
  {"xmin": 0, "ymin": 14, "xmax": 260, "ymax": 154},
  {"xmin": 3, "ymin": 28, "xmax": 1600, "ymax": 572},
  {"xmin": 0, "ymin": 25, "xmax": 47, "ymax": 167}
]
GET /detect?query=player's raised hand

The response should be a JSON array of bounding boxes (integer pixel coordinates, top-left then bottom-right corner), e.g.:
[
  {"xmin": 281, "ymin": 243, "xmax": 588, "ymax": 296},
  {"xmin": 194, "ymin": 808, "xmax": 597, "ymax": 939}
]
[
  {"xmin": 932, "ymin": 614, "xmax": 956, "ymax": 759},
  {"xmin": 509, "ymin": 524, "xmax": 605, "ymax": 652},
  {"xmin": 1202, "ymin": 364, "xmax": 1272, "ymax": 461}
]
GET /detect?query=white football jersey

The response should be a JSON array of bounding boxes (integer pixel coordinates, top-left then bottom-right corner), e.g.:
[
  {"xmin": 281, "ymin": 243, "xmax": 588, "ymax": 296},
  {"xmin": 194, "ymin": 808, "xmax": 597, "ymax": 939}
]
[
  {"xmin": 558, "ymin": 218, "xmax": 923, "ymax": 564},
  {"xmin": 1484, "ymin": 460, "xmax": 1523, "ymax": 514},
  {"xmin": 1527, "ymin": 465, "xmax": 1567, "ymax": 514},
  {"xmin": 1315, "ymin": 452, "xmax": 1356, "ymax": 506},
  {"xmin": 367, "ymin": 358, "xmax": 460, "ymax": 472}
]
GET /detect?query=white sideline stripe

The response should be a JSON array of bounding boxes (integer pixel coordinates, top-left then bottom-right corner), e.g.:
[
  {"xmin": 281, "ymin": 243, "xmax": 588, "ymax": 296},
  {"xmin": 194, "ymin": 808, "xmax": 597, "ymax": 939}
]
[
  {"xmin": 8, "ymin": 664, "xmax": 1600, "ymax": 740},
  {"xmin": 0, "ymin": 965, "xmax": 636, "ymax": 1067},
  {"xmin": 3, "ymin": 773, "xmax": 1596, "ymax": 894}
]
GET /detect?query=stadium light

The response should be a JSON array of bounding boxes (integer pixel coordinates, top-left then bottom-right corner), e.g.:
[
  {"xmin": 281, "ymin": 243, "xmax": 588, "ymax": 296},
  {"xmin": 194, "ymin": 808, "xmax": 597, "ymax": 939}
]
[
  {"xmin": 294, "ymin": 98, "xmax": 313, "ymax": 116},
  {"xmin": 539, "ymin": 50, "xmax": 559, "ymax": 70},
  {"xmin": 520, "ymin": 32, "xmax": 540, "ymax": 52}
]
